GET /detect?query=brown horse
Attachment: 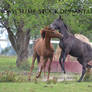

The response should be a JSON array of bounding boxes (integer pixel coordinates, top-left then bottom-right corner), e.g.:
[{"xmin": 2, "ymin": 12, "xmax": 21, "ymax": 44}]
[{"xmin": 28, "ymin": 27, "xmax": 63, "ymax": 80}]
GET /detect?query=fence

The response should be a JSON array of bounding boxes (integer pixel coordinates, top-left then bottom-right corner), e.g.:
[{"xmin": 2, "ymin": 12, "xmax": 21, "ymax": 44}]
[{"xmin": 38, "ymin": 61, "xmax": 82, "ymax": 73}]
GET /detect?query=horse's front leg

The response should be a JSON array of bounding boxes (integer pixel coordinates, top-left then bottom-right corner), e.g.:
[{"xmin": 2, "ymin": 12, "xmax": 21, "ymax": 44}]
[
  {"xmin": 59, "ymin": 51, "xmax": 67, "ymax": 74},
  {"xmin": 43, "ymin": 59, "xmax": 48, "ymax": 78},
  {"xmin": 47, "ymin": 57, "xmax": 53, "ymax": 80},
  {"xmin": 36, "ymin": 57, "xmax": 47, "ymax": 78},
  {"xmin": 59, "ymin": 51, "xmax": 65, "ymax": 73},
  {"xmin": 62, "ymin": 52, "xmax": 67, "ymax": 74},
  {"xmin": 60, "ymin": 47, "xmax": 70, "ymax": 74},
  {"xmin": 36, "ymin": 62, "xmax": 44, "ymax": 78},
  {"xmin": 59, "ymin": 43, "xmax": 67, "ymax": 74},
  {"xmin": 28, "ymin": 53, "xmax": 37, "ymax": 80}
]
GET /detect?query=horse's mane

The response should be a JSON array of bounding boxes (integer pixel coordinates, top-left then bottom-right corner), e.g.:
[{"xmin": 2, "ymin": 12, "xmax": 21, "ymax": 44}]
[
  {"xmin": 62, "ymin": 20, "xmax": 71, "ymax": 33},
  {"xmin": 64, "ymin": 23, "xmax": 68, "ymax": 30},
  {"xmin": 62, "ymin": 21, "xmax": 74, "ymax": 36}
]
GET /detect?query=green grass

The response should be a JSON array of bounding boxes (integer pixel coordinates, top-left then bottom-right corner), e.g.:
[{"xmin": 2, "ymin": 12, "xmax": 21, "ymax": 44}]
[
  {"xmin": 0, "ymin": 56, "xmax": 79, "ymax": 80},
  {"xmin": 0, "ymin": 56, "xmax": 92, "ymax": 92},
  {"xmin": 0, "ymin": 82, "xmax": 92, "ymax": 92},
  {"xmin": 0, "ymin": 56, "xmax": 16, "ymax": 71},
  {"xmin": 0, "ymin": 56, "xmax": 36, "ymax": 72}
]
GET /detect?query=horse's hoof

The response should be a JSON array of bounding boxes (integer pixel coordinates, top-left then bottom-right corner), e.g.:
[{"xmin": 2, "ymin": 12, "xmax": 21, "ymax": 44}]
[
  {"xmin": 28, "ymin": 78, "xmax": 31, "ymax": 81},
  {"xmin": 64, "ymin": 71, "xmax": 66, "ymax": 74},
  {"xmin": 36, "ymin": 75, "xmax": 39, "ymax": 78},
  {"xmin": 77, "ymin": 80, "xmax": 81, "ymax": 82}
]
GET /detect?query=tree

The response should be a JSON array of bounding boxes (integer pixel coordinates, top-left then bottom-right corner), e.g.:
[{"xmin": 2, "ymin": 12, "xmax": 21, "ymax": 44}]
[
  {"xmin": 0, "ymin": 0, "xmax": 31, "ymax": 68},
  {"xmin": 0, "ymin": 0, "xmax": 56, "ymax": 68}
]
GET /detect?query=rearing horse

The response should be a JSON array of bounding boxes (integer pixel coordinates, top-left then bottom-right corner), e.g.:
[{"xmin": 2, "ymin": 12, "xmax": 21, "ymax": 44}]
[{"xmin": 50, "ymin": 16, "xmax": 92, "ymax": 82}]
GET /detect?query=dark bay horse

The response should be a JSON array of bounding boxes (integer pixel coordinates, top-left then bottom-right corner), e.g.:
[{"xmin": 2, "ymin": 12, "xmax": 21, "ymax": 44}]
[{"xmin": 50, "ymin": 16, "xmax": 92, "ymax": 82}]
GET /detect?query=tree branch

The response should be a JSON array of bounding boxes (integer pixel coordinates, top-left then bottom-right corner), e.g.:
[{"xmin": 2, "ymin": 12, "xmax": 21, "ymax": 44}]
[
  {"xmin": 7, "ymin": 27, "xmax": 17, "ymax": 52},
  {"xmin": 0, "ymin": 17, "xmax": 17, "ymax": 52}
]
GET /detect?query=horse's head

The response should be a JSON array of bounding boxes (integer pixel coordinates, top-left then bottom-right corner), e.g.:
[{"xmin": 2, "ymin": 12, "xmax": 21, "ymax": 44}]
[
  {"xmin": 50, "ymin": 16, "xmax": 64, "ymax": 30},
  {"xmin": 40, "ymin": 26, "xmax": 63, "ymax": 39}
]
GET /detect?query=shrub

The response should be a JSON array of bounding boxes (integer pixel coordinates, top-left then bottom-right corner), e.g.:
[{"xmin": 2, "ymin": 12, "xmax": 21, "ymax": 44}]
[
  {"xmin": 0, "ymin": 71, "xmax": 16, "ymax": 82},
  {"xmin": 0, "ymin": 71, "xmax": 28, "ymax": 82}
]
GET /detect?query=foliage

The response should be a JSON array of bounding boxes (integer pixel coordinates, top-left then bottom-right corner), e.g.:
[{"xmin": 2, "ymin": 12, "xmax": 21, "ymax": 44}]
[
  {"xmin": 0, "ymin": 0, "xmax": 56, "ymax": 38},
  {"xmin": 0, "ymin": 0, "xmax": 91, "ymax": 39},
  {"xmin": 0, "ymin": 0, "xmax": 92, "ymax": 39}
]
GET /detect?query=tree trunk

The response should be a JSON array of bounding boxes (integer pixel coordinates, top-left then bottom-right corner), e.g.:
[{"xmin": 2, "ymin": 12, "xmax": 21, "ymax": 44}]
[
  {"xmin": 15, "ymin": 29, "xmax": 30, "ymax": 68},
  {"xmin": 16, "ymin": 33, "xmax": 30, "ymax": 68},
  {"xmin": 6, "ymin": 25, "xmax": 30, "ymax": 69},
  {"xmin": 16, "ymin": 47, "xmax": 29, "ymax": 68},
  {"xmin": 16, "ymin": 40, "xmax": 29, "ymax": 67}
]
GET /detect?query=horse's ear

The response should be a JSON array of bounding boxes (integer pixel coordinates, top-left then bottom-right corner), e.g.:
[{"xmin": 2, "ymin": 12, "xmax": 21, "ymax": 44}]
[
  {"xmin": 59, "ymin": 15, "xmax": 63, "ymax": 20},
  {"xmin": 40, "ymin": 30, "xmax": 46, "ymax": 39},
  {"xmin": 59, "ymin": 15, "xmax": 61, "ymax": 19}
]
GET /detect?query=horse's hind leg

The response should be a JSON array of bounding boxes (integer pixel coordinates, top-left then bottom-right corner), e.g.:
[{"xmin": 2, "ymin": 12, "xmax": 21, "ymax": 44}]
[
  {"xmin": 78, "ymin": 62, "xmax": 87, "ymax": 82},
  {"xmin": 78, "ymin": 66, "xmax": 86, "ymax": 82},
  {"xmin": 86, "ymin": 64, "xmax": 92, "ymax": 68},
  {"xmin": 37, "ymin": 55, "xmax": 40, "ymax": 72},
  {"xmin": 37, "ymin": 54, "xmax": 40, "ymax": 64}
]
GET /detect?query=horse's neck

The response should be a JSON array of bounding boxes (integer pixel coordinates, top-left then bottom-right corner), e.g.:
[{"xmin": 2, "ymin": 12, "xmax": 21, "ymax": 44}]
[
  {"xmin": 59, "ymin": 25, "xmax": 70, "ymax": 38},
  {"xmin": 45, "ymin": 37, "xmax": 51, "ymax": 49}
]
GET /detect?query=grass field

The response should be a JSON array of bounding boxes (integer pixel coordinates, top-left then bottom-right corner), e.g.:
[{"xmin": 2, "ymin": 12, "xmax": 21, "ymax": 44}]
[
  {"xmin": 0, "ymin": 56, "xmax": 92, "ymax": 92},
  {"xmin": 0, "ymin": 56, "xmax": 17, "ymax": 72},
  {"xmin": 0, "ymin": 82, "xmax": 92, "ymax": 92},
  {"xmin": 0, "ymin": 56, "xmax": 34, "ymax": 72}
]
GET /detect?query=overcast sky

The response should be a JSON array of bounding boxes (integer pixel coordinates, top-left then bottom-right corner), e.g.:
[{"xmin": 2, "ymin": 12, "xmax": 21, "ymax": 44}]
[{"xmin": 0, "ymin": 28, "xmax": 10, "ymax": 49}]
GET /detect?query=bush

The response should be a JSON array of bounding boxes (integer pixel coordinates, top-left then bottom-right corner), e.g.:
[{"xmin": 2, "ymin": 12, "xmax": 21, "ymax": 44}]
[
  {"xmin": 0, "ymin": 71, "xmax": 16, "ymax": 82},
  {"xmin": 0, "ymin": 71, "xmax": 28, "ymax": 82}
]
